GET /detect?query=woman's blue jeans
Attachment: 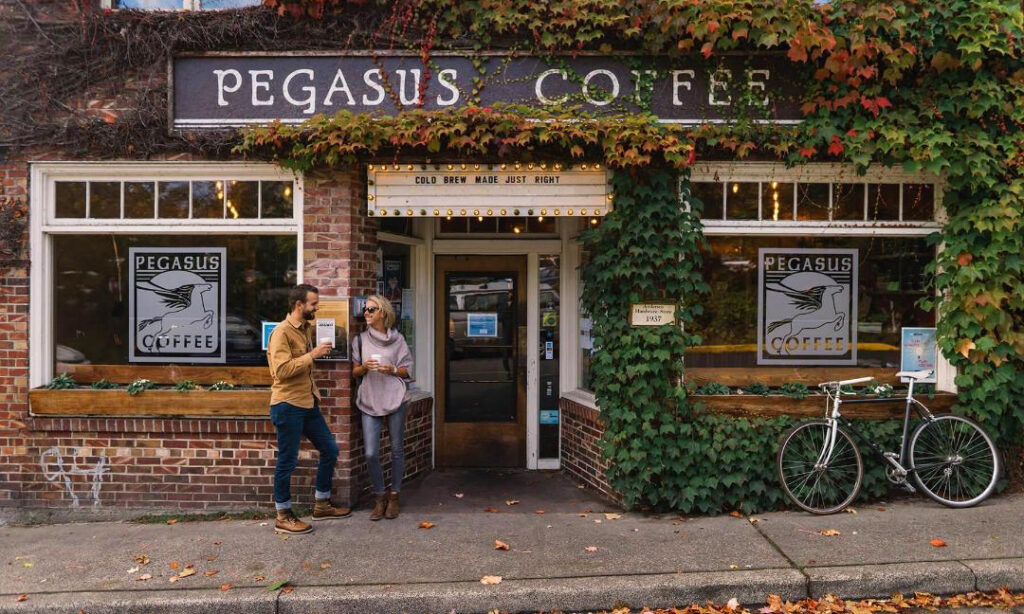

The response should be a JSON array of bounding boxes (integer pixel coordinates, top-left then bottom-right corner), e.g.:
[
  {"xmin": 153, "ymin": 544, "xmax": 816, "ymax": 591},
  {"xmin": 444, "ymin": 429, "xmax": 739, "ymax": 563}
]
[
  {"xmin": 361, "ymin": 403, "xmax": 408, "ymax": 495},
  {"xmin": 270, "ymin": 401, "xmax": 338, "ymax": 507}
]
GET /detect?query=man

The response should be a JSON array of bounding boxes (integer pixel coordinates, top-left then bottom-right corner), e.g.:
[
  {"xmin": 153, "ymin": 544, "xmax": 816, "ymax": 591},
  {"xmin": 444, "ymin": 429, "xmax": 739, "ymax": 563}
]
[{"xmin": 267, "ymin": 284, "xmax": 350, "ymax": 534}]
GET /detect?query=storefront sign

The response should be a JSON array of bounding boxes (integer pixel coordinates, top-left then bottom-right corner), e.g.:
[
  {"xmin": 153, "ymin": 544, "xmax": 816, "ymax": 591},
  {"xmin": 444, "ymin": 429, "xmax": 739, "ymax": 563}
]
[
  {"xmin": 368, "ymin": 165, "xmax": 611, "ymax": 217},
  {"xmin": 757, "ymin": 248, "xmax": 858, "ymax": 365},
  {"xmin": 467, "ymin": 313, "xmax": 499, "ymax": 338},
  {"xmin": 129, "ymin": 247, "xmax": 226, "ymax": 363},
  {"xmin": 171, "ymin": 54, "xmax": 802, "ymax": 128},
  {"xmin": 315, "ymin": 298, "xmax": 349, "ymax": 361},
  {"xmin": 261, "ymin": 321, "xmax": 278, "ymax": 351},
  {"xmin": 900, "ymin": 327, "xmax": 937, "ymax": 383},
  {"xmin": 630, "ymin": 303, "xmax": 677, "ymax": 327}
]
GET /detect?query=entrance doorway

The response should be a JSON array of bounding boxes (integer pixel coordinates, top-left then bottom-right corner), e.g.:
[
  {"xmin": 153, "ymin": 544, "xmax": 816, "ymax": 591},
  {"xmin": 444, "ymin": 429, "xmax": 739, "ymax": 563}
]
[{"xmin": 434, "ymin": 255, "xmax": 527, "ymax": 467}]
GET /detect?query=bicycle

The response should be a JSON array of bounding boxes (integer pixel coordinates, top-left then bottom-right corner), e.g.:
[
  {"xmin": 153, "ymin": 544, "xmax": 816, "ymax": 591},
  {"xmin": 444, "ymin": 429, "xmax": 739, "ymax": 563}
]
[{"xmin": 776, "ymin": 370, "xmax": 1001, "ymax": 514}]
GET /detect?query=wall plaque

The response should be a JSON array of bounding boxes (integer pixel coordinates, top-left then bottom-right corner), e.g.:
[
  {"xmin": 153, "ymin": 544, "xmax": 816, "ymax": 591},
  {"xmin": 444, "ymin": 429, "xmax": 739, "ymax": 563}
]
[{"xmin": 630, "ymin": 303, "xmax": 677, "ymax": 327}]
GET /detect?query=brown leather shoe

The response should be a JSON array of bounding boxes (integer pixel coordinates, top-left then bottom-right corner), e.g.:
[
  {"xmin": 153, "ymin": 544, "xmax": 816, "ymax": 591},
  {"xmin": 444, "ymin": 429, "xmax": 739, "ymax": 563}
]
[
  {"xmin": 369, "ymin": 494, "xmax": 387, "ymax": 521},
  {"xmin": 275, "ymin": 509, "xmax": 312, "ymax": 534},
  {"xmin": 384, "ymin": 491, "xmax": 400, "ymax": 520},
  {"xmin": 312, "ymin": 499, "xmax": 351, "ymax": 521}
]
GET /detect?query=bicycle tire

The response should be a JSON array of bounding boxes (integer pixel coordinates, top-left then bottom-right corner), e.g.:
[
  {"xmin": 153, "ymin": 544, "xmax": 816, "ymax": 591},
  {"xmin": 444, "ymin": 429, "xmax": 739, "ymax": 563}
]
[
  {"xmin": 909, "ymin": 415, "xmax": 1000, "ymax": 508},
  {"xmin": 777, "ymin": 420, "xmax": 863, "ymax": 514}
]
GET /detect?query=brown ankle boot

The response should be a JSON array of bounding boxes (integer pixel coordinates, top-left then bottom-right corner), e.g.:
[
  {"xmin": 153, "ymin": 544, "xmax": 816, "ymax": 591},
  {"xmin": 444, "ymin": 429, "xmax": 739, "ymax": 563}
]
[
  {"xmin": 312, "ymin": 499, "xmax": 351, "ymax": 521},
  {"xmin": 274, "ymin": 509, "xmax": 312, "ymax": 534},
  {"xmin": 384, "ymin": 491, "xmax": 400, "ymax": 519},
  {"xmin": 369, "ymin": 494, "xmax": 387, "ymax": 521}
]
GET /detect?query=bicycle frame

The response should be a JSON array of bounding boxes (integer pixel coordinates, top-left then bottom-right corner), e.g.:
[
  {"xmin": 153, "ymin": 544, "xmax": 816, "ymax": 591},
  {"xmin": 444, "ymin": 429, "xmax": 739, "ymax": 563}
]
[{"xmin": 819, "ymin": 378, "xmax": 936, "ymax": 476}]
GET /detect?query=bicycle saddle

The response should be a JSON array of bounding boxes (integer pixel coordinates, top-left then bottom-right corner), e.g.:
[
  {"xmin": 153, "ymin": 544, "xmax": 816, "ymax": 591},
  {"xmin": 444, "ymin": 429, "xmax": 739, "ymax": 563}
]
[{"xmin": 896, "ymin": 369, "xmax": 933, "ymax": 380}]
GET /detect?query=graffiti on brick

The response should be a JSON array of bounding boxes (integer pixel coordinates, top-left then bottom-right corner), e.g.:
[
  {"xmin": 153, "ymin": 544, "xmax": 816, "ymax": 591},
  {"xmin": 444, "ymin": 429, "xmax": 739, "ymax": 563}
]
[{"xmin": 40, "ymin": 447, "xmax": 109, "ymax": 508}]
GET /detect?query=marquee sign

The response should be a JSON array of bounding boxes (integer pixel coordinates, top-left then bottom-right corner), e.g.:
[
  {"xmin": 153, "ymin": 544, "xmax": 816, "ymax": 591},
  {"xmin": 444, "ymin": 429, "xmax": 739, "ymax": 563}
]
[
  {"xmin": 757, "ymin": 248, "xmax": 858, "ymax": 366},
  {"xmin": 170, "ymin": 54, "xmax": 803, "ymax": 128},
  {"xmin": 129, "ymin": 247, "xmax": 227, "ymax": 363},
  {"xmin": 367, "ymin": 164, "xmax": 612, "ymax": 217}
]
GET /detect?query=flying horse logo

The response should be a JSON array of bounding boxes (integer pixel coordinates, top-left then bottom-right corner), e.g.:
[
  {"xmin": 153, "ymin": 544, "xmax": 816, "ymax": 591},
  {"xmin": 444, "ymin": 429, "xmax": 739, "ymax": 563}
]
[
  {"xmin": 136, "ymin": 273, "xmax": 216, "ymax": 351},
  {"xmin": 765, "ymin": 276, "xmax": 848, "ymax": 356}
]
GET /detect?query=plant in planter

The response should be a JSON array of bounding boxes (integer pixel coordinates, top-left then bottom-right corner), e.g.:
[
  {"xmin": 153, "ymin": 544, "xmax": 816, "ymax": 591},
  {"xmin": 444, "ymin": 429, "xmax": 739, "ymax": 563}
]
[
  {"xmin": 864, "ymin": 382, "xmax": 894, "ymax": 398},
  {"xmin": 126, "ymin": 378, "xmax": 156, "ymax": 396},
  {"xmin": 89, "ymin": 379, "xmax": 119, "ymax": 390},
  {"xmin": 741, "ymin": 382, "xmax": 771, "ymax": 397},
  {"xmin": 208, "ymin": 380, "xmax": 236, "ymax": 391},
  {"xmin": 696, "ymin": 381, "xmax": 730, "ymax": 395},
  {"xmin": 44, "ymin": 373, "xmax": 77, "ymax": 390},
  {"xmin": 779, "ymin": 382, "xmax": 810, "ymax": 399},
  {"xmin": 173, "ymin": 380, "xmax": 199, "ymax": 392}
]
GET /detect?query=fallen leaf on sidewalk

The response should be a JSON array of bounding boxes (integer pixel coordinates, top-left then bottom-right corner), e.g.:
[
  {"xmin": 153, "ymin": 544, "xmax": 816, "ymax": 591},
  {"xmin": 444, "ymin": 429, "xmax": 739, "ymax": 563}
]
[
  {"xmin": 505, "ymin": 500, "xmax": 519, "ymax": 506},
  {"xmin": 281, "ymin": 586, "xmax": 294, "ymax": 594},
  {"xmin": 726, "ymin": 597, "xmax": 740, "ymax": 610},
  {"xmin": 206, "ymin": 556, "xmax": 217, "ymax": 562},
  {"xmin": 729, "ymin": 511, "xmax": 743, "ymax": 518},
  {"xmin": 178, "ymin": 567, "xmax": 196, "ymax": 579},
  {"xmin": 729, "ymin": 564, "xmax": 740, "ymax": 570},
  {"xmin": 845, "ymin": 507, "xmax": 858, "ymax": 514},
  {"xmin": 494, "ymin": 540, "xmax": 510, "ymax": 551},
  {"xmin": 204, "ymin": 570, "xmax": 219, "ymax": 577},
  {"xmin": 454, "ymin": 493, "xmax": 464, "ymax": 498},
  {"xmin": 254, "ymin": 575, "xmax": 266, "ymax": 582},
  {"xmin": 877, "ymin": 507, "xmax": 887, "ymax": 512},
  {"xmin": 127, "ymin": 566, "xmax": 139, "ymax": 574},
  {"xmin": 213, "ymin": 541, "xmax": 222, "ymax": 546},
  {"xmin": 480, "ymin": 575, "xmax": 502, "ymax": 585},
  {"xmin": 219, "ymin": 584, "xmax": 232, "ymax": 591},
  {"xmin": 818, "ymin": 529, "xmax": 841, "ymax": 536},
  {"xmin": 484, "ymin": 507, "xmax": 500, "ymax": 513},
  {"xmin": 132, "ymin": 554, "xmax": 150, "ymax": 566},
  {"xmin": 748, "ymin": 517, "xmax": 760, "ymax": 524},
  {"xmin": 585, "ymin": 546, "xmax": 598, "ymax": 553},
  {"xmin": 137, "ymin": 574, "xmax": 152, "ymax": 582},
  {"xmin": 930, "ymin": 538, "xmax": 948, "ymax": 547},
  {"xmin": 22, "ymin": 562, "xmax": 33, "ymax": 568},
  {"xmin": 169, "ymin": 561, "xmax": 180, "ymax": 570},
  {"xmin": 419, "ymin": 521, "xmax": 435, "ymax": 529},
  {"xmin": 534, "ymin": 510, "xmax": 546, "ymax": 515},
  {"xmin": 16, "ymin": 595, "xmax": 27, "ymax": 602},
  {"xmin": 604, "ymin": 513, "xmax": 621, "ymax": 520},
  {"xmin": 320, "ymin": 561, "xmax": 331, "ymax": 570},
  {"xmin": 266, "ymin": 579, "xmax": 290, "ymax": 592},
  {"xmin": 301, "ymin": 562, "xmax": 313, "ymax": 571},
  {"xmin": 169, "ymin": 576, "xmax": 179, "ymax": 583},
  {"xmin": 166, "ymin": 518, "xmax": 179, "ymax": 525},
  {"xmin": 594, "ymin": 519, "xmax": 602, "ymax": 524}
]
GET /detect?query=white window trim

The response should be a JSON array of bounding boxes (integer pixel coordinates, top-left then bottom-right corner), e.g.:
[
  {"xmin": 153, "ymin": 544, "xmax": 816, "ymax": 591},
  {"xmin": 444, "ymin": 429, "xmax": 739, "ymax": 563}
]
[
  {"xmin": 561, "ymin": 163, "xmax": 955, "ymax": 409},
  {"xmin": 100, "ymin": 0, "xmax": 260, "ymax": 9},
  {"xmin": 29, "ymin": 162, "xmax": 303, "ymax": 389}
]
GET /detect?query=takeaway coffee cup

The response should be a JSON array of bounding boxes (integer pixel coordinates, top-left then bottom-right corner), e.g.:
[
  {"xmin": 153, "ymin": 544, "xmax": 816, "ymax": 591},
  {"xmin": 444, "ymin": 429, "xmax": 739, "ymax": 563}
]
[
  {"xmin": 319, "ymin": 336, "xmax": 334, "ymax": 349},
  {"xmin": 370, "ymin": 353, "xmax": 382, "ymax": 362}
]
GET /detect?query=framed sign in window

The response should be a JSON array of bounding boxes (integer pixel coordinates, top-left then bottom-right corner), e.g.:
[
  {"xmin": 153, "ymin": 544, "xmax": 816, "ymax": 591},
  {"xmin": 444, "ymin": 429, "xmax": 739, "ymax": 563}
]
[{"xmin": 900, "ymin": 327, "xmax": 937, "ymax": 383}]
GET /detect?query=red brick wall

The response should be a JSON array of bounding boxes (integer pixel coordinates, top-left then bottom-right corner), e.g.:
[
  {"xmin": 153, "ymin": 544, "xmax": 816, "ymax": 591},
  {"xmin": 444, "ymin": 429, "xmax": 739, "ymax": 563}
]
[
  {"xmin": 0, "ymin": 164, "xmax": 434, "ymax": 514},
  {"xmin": 559, "ymin": 397, "xmax": 619, "ymax": 502}
]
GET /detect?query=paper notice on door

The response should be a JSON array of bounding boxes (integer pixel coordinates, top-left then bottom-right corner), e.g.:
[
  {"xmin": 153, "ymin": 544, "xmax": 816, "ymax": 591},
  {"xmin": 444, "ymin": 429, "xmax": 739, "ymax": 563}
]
[
  {"xmin": 580, "ymin": 317, "xmax": 593, "ymax": 350},
  {"xmin": 316, "ymin": 318, "xmax": 336, "ymax": 348}
]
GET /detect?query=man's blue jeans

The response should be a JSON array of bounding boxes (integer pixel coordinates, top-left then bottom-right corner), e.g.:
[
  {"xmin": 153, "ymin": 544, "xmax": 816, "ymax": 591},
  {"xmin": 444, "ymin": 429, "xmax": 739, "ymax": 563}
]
[{"xmin": 270, "ymin": 401, "xmax": 338, "ymax": 509}]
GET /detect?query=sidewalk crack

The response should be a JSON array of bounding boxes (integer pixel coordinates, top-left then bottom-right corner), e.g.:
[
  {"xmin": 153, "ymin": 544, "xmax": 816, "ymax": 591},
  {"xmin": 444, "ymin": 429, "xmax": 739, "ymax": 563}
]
[{"xmin": 750, "ymin": 520, "xmax": 810, "ymax": 598}]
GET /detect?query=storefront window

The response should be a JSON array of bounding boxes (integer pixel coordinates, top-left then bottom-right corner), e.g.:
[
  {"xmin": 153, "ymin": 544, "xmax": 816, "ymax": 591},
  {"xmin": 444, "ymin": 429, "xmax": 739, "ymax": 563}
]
[
  {"xmin": 375, "ymin": 242, "xmax": 415, "ymax": 357},
  {"xmin": 52, "ymin": 235, "xmax": 297, "ymax": 371},
  {"xmin": 539, "ymin": 255, "xmax": 560, "ymax": 459},
  {"xmin": 439, "ymin": 216, "xmax": 557, "ymax": 235},
  {"xmin": 690, "ymin": 236, "xmax": 935, "ymax": 369}
]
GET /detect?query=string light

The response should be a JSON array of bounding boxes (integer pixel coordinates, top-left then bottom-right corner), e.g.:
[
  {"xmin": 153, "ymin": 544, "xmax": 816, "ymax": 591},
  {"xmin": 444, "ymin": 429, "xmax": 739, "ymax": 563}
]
[{"xmin": 732, "ymin": 183, "xmax": 739, "ymax": 194}]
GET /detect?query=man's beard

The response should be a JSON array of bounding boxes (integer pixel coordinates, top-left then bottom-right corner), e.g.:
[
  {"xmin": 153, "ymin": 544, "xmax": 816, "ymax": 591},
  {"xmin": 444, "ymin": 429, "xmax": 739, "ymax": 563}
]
[{"xmin": 302, "ymin": 307, "xmax": 316, "ymax": 320}]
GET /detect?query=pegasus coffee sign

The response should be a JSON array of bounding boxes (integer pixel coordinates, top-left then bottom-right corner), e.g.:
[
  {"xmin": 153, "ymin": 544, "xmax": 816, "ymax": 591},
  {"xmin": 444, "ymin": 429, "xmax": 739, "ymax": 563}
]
[
  {"xmin": 171, "ymin": 54, "xmax": 802, "ymax": 128},
  {"xmin": 757, "ymin": 248, "xmax": 858, "ymax": 365},
  {"xmin": 129, "ymin": 248, "xmax": 227, "ymax": 363}
]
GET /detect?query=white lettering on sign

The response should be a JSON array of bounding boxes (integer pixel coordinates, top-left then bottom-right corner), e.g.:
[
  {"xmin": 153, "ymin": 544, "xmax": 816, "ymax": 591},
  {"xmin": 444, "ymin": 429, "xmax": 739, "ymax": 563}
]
[
  {"xmin": 396, "ymin": 69, "xmax": 422, "ymax": 106},
  {"xmin": 582, "ymin": 69, "xmax": 619, "ymax": 106},
  {"xmin": 283, "ymin": 69, "xmax": 316, "ymax": 114},
  {"xmin": 324, "ymin": 69, "xmax": 356, "ymax": 106},
  {"xmin": 249, "ymin": 69, "xmax": 274, "ymax": 106},
  {"xmin": 363, "ymin": 69, "xmax": 386, "ymax": 105},
  {"xmin": 437, "ymin": 69, "xmax": 459, "ymax": 106},
  {"xmin": 214, "ymin": 69, "xmax": 242, "ymax": 107},
  {"xmin": 535, "ymin": 69, "xmax": 568, "ymax": 105},
  {"xmin": 709, "ymin": 69, "xmax": 732, "ymax": 106},
  {"xmin": 630, "ymin": 303, "xmax": 677, "ymax": 327},
  {"xmin": 672, "ymin": 70, "xmax": 695, "ymax": 106}
]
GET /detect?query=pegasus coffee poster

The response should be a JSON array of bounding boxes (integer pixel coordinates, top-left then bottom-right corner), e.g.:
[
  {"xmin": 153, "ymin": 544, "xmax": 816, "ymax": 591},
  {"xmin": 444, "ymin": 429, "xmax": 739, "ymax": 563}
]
[
  {"xmin": 757, "ymin": 248, "xmax": 858, "ymax": 365},
  {"xmin": 129, "ymin": 247, "xmax": 227, "ymax": 363}
]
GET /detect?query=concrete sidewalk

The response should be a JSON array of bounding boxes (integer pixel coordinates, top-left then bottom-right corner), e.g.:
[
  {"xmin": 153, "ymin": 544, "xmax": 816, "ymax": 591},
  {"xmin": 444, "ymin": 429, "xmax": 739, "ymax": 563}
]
[{"xmin": 0, "ymin": 471, "xmax": 1021, "ymax": 614}]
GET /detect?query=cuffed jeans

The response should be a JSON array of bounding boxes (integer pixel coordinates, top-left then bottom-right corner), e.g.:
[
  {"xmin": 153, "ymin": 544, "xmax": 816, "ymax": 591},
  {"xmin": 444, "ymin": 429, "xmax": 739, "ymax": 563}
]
[
  {"xmin": 361, "ymin": 403, "xmax": 408, "ymax": 495},
  {"xmin": 270, "ymin": 400, "xmax": 338, "ymax": 509}
]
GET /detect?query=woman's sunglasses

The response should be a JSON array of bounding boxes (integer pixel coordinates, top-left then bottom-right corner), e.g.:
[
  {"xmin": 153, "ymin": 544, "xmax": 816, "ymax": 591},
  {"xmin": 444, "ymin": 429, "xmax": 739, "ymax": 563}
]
[{"xmin": 363, "ymin": 306, "xmax": 380, "ymax": 314}]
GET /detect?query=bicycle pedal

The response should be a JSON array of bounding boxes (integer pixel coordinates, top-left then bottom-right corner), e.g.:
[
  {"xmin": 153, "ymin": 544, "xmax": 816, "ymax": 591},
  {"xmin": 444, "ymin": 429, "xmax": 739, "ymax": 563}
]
[{"xmin": 901, "ymin": 482, "xmax": 917, "ymax": 493}]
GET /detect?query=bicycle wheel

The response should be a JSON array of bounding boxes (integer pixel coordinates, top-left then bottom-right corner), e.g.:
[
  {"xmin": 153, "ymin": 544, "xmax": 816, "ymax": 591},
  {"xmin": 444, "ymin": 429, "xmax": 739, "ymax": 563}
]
[
  {"xmin": 777, "ymin": 420, "xmax": 864, "ymax": 514},
  {"xmin": 910, "ymin": 415, "xmax": 1000, "ymax": 507}
]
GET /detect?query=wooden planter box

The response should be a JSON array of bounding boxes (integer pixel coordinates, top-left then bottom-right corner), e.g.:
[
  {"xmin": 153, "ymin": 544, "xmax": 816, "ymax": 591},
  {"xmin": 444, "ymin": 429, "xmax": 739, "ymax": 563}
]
[
  {"xmin": 29, "ymin": 388, "xmax": 271, "ymax": 417},
  {"xmin": 693, "ymin": 393, "xmax": 956, "ymax": 420}
]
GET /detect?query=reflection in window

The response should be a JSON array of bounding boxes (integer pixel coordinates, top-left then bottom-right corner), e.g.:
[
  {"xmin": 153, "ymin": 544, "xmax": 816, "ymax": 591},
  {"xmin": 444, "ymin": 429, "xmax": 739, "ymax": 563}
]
[
  {"xmin": 868, "ymin": 184, "xmax": 900, "ymax": 221},
  {"xmin": 52, "ymin": 234, "xmax": 297, "ymax": 370},
  {"xmin": 90, "ymin": 182, "xmax": 121, "ymax": 218},
  {"xmin": 158, "ymin": 181, "xmax": 189, "ymax": 219},
  {"xmin": 903, "ymin": 184, "xmax": 935, "ymax": 221},
  {"xmin": 726, "ymin": 182, "xmax": 759, "ymax": 220},
  {"xmin": 796, "ymin": 183, "xmax": 830, "ymax": 220},
  {"xmin": 832, "ymin": 183, "xmax": 865, "ymax": 220},
  {"xmin": 687, "ymin": 182, "xmax": 723, "ymax": 219},
  {"xmin": 124, "ymin": 182, "xmax": 155, "ymax": 219},
  {"xmin": 691, "ymin": 236, "xmax": 935, "ymax": 369},
  {"xmin": 764, "ymin": 182, "xmax": 794, "ymax": 221},
  {"xmin": 55, "ymin": 182, "xmax": 86, "ymax": 218}
]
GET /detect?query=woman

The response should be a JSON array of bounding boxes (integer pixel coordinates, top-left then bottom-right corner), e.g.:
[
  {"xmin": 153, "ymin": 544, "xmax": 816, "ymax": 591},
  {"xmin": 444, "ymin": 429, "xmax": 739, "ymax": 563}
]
[{"xmin": 351, "ymin": 295, "xmax": 413, "ymax": 520}]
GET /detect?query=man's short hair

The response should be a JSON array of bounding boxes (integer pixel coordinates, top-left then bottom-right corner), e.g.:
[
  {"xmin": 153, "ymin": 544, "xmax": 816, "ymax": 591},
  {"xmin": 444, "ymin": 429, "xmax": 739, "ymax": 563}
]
[{"xmin": 288, "ymin": 284, "xmax": 319, "ymax": 309}]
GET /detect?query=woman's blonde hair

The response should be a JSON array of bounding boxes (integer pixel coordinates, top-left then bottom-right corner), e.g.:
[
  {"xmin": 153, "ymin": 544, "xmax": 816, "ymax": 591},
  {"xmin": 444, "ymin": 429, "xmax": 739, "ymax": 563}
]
[{"xmin": 367, "ymin": 294, "xmax": 397, "ymax": 330}]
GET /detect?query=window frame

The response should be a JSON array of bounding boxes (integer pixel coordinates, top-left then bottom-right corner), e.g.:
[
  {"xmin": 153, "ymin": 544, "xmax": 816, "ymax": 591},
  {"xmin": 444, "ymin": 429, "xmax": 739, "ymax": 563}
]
[
  {"xmin": 102, "ymin": 0, "xmax": 262, "ymax": 10},
  {"xmin": 29, "ymin": 162, "xmax": 304, "ymax": 389},
  {"xmin": 563, "ymin": 162, "xmax": 954, "ymax": 409}
]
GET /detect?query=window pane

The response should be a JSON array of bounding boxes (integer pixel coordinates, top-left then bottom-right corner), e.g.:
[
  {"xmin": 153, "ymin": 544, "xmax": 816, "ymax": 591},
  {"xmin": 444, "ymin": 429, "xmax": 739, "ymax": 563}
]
[
  {"xmin": 158, "ymin": 181, "xmax": 189, "ymax": 218},
  {"xmin": 124, "ymin": 182, "xmax": 155, "ymax": 219},
  {"xmin": 538, "ymin": 254, "xmax": 560, "ymax": 459},
  {"xmin": 55, "ymin": 182, "xmax": 86, "ymax": 218},
  {"xmin": 796, "ymin": 183, "xmax": 829, "ymax": 220},
  {"xmin": 192, "ymin": 181, "xmax": 224, "ymax": 219},
  {"xmin": 832, "ymin": 183, "xmax": 865, "ymax": 221},
  {"xmin": 867, "ymin": 184, "xmax": 900, "ymax": 221},
  {"xmin": 379, "ymin": 216, "xmax": 414, "ymax": 235},
  {"xmin": 903, "ymin": 184, "xmax": 935, "ymax": 221},
  {"xmin": 226, "ymin": 180, "xmax": 258, "ymax": 219},
  {"xmin": 686, "ymin": 182, "xmax": 723, "ymax": 219},
  {"xmin": 691, "ymin": 236, "xmax": 935, "ymax": 370},
  {"xmin": 260, "ymin": 181, "xmax": 294, "ymax": 218},
  {"xmin": 52, "ymin": 234, "xmax": 298, "ymax": 370},
  {"xmin": 529, "ymin": 216, "xmax": 557, "ymax": 233},
  {"xmin": 439, "ymin": 217, "xmax": 467, "ymax": 233},
  {"xmin": 375, "ymin": 243, "xmax": 414, "ymax": 356},
  {"xmin": 116, "ymin": 0, "xmax": 182, "ymax": 7},
  {"xmin": 89, "ymin": 182, "xmax": 121, "ymax": 218},
  {"xmin": 199, "ymin": 0, "xmax": 261, "ymax": 7},
  {"xmin": 497, "ymin": 217, "xmax": 527, "ymax": 234},
  {"xmin": 762, "ymin": 182, "xmax": 794, "ymax": 221},
  {"xmin": 471, "ymin": 216, "xmax": 499, "ymax": 233},
  {"xmin": 726, "ymin": 182, "xmax": 759, "ymax": 220}
]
